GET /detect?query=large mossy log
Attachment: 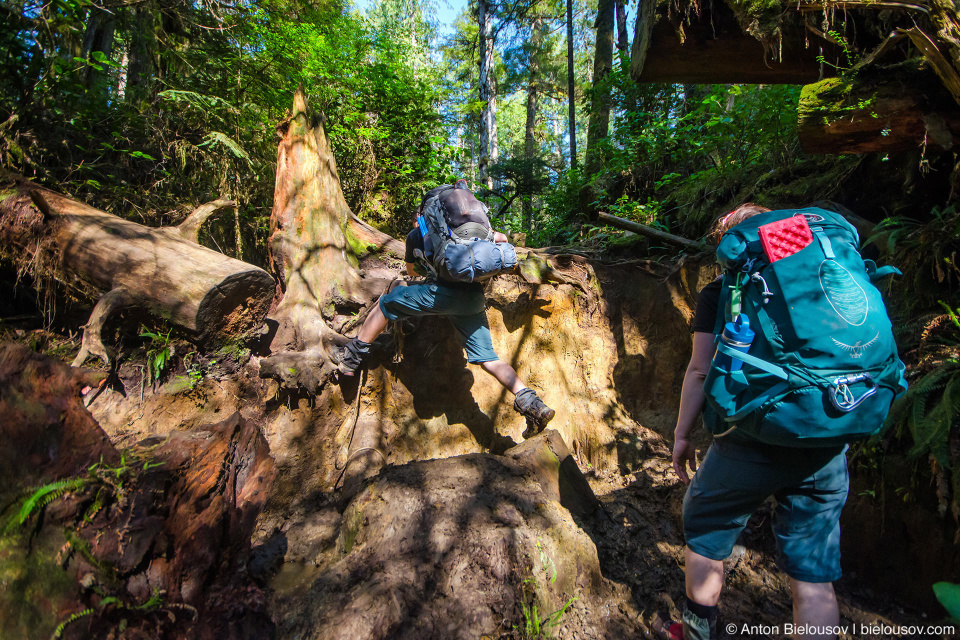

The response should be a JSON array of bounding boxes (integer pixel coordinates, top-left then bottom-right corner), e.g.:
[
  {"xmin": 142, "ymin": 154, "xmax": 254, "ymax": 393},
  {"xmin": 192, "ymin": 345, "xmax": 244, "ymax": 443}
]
[
  {"xmin": 798, "ymin": 62, "xmax": 960, "ymax": 154},
  {"xmin": 0, "ymin": 177, "xmax": 275, "ymax": 364}
]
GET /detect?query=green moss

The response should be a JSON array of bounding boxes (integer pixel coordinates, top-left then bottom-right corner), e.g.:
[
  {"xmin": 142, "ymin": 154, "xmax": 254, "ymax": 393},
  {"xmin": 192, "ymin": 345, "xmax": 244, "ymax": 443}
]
[
  {"xmin": 727, "ymin": 0, "xmax": 789, "ymax": 41},
  {"xmin": 340, "ymin": 504, "xmax": 364, "ymax": 555},
  {"xmin": 0, "ymin": 528, "xmax": 79, "ymax": 640}
]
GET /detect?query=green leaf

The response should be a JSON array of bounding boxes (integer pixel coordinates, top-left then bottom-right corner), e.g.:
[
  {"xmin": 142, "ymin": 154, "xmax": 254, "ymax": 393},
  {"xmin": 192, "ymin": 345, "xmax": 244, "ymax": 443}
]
[{"xmin": 934, "ymin": 582, "xmax": 960, "ymax": 620}]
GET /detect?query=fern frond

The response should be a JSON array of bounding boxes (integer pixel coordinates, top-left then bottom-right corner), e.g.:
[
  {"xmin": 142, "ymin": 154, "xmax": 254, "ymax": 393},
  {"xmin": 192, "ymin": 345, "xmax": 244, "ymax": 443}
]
[
  {"xmin": 157, "ymin": 90, "xmax": 238, "ymax": 114},
  {"xmin": 198, "ymin": 132, "xmax": 252, "ymax": 165},
  {"xmin": 18, "ymin": 478, "xmax": 88, "ymax": 525},
  {"xmin": 50, "ymin": 608, "xmax": 93, "ymax": 639}
]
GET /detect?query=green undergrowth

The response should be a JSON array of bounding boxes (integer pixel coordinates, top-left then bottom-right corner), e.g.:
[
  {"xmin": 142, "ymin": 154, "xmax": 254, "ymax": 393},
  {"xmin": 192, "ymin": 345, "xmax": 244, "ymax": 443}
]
[{"xmin": 0, "ymin": 528, "xmax": 78, "ymax": 640}]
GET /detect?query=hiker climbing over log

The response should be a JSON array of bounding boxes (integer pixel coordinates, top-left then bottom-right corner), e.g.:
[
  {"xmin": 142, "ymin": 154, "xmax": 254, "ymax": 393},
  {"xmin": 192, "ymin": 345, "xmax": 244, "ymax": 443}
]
[
  {"xmin": 332, "ymin": 180, "xmax": 556, "ymax": 437},
  {"xmin": 666, "ymin": 203, "xmax": 906, "ymax": 640}
]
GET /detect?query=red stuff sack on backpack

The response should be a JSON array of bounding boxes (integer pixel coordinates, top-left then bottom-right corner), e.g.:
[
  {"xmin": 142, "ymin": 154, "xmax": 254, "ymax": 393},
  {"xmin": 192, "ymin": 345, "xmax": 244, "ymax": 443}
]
[{"xmin": 758, "ymin": 214, "xmax": 813, "ymax": 263}]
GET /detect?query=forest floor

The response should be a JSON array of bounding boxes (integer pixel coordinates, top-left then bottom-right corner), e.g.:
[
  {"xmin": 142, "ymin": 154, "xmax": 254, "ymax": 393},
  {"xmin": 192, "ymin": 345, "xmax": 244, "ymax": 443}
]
[{"xmin": 2, "ymin": 317, "xmax": 947, "ymax": 640}]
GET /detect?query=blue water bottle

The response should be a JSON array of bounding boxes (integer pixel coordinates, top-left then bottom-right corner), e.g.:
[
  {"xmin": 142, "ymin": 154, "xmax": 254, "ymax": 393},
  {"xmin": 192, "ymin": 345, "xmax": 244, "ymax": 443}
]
[{"xmin": 715, "ymin": 314, "xmax": 755, "ymax": 372}]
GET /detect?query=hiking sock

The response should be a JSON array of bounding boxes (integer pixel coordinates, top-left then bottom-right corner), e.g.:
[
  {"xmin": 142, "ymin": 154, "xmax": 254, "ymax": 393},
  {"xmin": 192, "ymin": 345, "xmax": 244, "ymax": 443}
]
[
  {"xmin": 682, "ymin": 600, "xmax": 718, "ymax": 640},
  {"xmin": 334, "ymin": 338, "xmax": 371, "ymax": 375}
]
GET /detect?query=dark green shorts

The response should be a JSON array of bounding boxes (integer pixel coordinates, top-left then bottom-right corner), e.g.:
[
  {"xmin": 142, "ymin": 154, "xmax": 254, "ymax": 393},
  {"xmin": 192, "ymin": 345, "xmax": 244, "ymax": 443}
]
[
  {"xmin": 378, "ymin": 281, "xmax": 498, "ymax": 364},
  {"xmin": 682, "ymin": 438, "xmax": 849, "ymax": 583}
]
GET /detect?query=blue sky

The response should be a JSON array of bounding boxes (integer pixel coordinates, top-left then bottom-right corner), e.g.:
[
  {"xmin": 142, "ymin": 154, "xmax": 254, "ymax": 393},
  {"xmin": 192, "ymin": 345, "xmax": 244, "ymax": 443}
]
[{"xmin": 352, "ymin": 0, "xmax": 468, "ymax": 37}]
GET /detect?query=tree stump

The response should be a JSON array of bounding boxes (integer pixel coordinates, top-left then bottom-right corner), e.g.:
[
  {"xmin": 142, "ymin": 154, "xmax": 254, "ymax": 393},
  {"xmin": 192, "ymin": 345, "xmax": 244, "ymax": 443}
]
[{"xmin": 260, "ymin": 88, "xmax": 403, "ymax": 390}]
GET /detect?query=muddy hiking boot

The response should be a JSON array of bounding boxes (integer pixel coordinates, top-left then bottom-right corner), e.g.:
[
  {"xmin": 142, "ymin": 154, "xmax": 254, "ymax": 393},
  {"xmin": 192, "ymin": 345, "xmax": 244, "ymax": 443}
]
[
  {"xmin": 514, "ymin": 388, "xmax": 555, "ymax": 438},
  {"xmin": 331, "ymin": 338, "xmax": 371, "ymax": 376}
]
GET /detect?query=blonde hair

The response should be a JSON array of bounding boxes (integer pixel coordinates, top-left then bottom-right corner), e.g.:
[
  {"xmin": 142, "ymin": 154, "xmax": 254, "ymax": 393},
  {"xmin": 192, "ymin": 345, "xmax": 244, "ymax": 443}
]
[{"xmin": 710, "ymin": 203, "xmax": 771, "ymax": 240}]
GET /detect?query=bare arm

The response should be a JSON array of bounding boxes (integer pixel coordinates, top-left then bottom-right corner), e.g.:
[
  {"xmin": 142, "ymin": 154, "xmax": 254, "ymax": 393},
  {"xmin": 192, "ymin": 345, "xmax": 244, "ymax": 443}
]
[
  {"xmin": 673, "ymin": 331, "xmax": 716, "ymax": 484},
  {"xmin": 405, "ymin": 262, "xmax": 419, "ymax": 277},
  {"xmin": 493, "ymin": 231, "xmax": 508, "ymax": 243}
]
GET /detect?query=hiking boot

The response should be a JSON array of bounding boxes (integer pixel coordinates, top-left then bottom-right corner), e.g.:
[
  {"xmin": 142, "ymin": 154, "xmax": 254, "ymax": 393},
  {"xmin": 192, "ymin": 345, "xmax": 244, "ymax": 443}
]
[
  {"xmin": 514, "ymin": 388, "xmax": 555, "ymax": 438},
  {"xmin": 330, "ymin": 338, "xmax": 371, "ymax": 376}
]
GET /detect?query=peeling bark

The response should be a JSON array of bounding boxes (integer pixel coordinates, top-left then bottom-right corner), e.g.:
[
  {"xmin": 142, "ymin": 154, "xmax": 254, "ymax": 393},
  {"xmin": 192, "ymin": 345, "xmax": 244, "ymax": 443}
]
[{"xmin": 262, "ymin": 88, "xmax": 397, "ymax": 391}]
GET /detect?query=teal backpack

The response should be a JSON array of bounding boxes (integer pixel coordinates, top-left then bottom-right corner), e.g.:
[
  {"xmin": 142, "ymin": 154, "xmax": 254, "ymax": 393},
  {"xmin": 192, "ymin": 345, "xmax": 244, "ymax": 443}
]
[{"xmin": 702, "ymin": 207, "xmax": 907, "ymax": 447}]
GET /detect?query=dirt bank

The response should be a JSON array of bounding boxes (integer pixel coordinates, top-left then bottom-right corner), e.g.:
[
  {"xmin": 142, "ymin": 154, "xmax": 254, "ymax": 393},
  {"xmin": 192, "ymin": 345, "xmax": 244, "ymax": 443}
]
[{"xmin": 3, "ymin": 255, "xmax": 955, "ymax": 639}]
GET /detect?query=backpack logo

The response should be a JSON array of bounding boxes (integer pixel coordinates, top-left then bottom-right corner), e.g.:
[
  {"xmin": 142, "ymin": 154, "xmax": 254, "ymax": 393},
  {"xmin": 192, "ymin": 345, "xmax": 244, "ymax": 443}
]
[
  {"xmin": 802, "ymin": 213, "xmax": 826, "ymax": 223},
  {"xmin": 819, "ymin": 260, "xmax": 868, "ymax": 325},
  {"xmin": 830, "ymin": 332, "xmax": 880, "ymax": 358}
]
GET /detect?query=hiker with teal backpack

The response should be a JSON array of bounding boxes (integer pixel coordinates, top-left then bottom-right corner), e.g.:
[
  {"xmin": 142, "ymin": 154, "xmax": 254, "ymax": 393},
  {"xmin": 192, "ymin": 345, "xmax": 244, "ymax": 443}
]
[
  {"xmin": 668, "ymin": 203, "xmax": 907, "ymax": 640},
  {"xmin": 332, "ymin": 180, "xmax": 556, "ymax": 436}
]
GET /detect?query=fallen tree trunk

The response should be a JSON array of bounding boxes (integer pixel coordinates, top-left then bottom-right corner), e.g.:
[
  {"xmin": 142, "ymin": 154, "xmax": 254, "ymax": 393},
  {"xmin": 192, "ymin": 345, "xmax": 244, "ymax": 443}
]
[
  {"xmin": 598, "ymin": 211, "xmax": 705, "ymax": 249},
  {"xmin": 0, "ymin": 177, "xmax": 275, "ymax": 365},
  {"xmin": 799, "ymin": 60, "xmax": 960, "ymax": 154}
]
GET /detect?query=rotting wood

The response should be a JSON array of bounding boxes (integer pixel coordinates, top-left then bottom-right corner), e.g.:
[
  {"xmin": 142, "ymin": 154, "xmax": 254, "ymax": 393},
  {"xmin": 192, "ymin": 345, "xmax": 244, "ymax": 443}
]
[
  {"xmin": 0, "ymin": 177, "xmax": 276, "ymax": 366},
  {"xmin": 599, "ymin": 211, "xmax": 705, "ymax": 249},
  {"xmin": 177, "ymin": 198, "xmax": 237, "ymax": 243},
  {"xmin": 260, "ymin": 87, "xmax": 399, "ymax": 391},
  {"xmin": 798, "ymin": 64, "xmax": 960, "ymax": 154}
]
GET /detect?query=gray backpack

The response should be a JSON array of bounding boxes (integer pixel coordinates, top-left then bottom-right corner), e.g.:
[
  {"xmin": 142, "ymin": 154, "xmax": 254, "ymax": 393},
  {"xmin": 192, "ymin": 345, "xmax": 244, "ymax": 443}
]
[{"xmin": 415, "ymin": 185, "xmax": 517, "ymax": 283}]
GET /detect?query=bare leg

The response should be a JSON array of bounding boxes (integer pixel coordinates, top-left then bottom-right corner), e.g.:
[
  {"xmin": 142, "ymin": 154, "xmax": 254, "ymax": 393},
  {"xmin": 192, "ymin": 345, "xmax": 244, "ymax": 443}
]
[
  {"xmin": 685, "ymin": 546, "xmax": 724, "ymax": 606},
  {"xmin": 479, "ymin": 359, "xmax": 526, "ymax": 395},
  {"xmin": 357, "ymin": 303, "xmax": 390, "ymax": 343},
  {"xmin": 790, "ymin": 579, "xmax": 839, "ymax": 639}
]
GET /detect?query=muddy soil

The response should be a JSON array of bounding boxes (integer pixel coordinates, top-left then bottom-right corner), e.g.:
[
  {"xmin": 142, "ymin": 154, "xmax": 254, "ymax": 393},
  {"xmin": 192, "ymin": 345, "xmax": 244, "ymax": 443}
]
[{"xmin": 2, "ymin": 257, "xmax": 955, "ymax": 640}]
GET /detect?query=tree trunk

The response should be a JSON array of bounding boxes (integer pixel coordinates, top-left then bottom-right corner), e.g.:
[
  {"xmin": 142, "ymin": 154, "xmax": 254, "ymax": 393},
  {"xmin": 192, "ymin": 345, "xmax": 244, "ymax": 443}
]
[
  {"xmin": 80, "ymin": 8, "xmax": 115, "ymax": 97},
  {"xmin": 798, "ymin": 63, "xmax": 960, "ymax": 154},
  {"xmin": 523, "ymin": 18, "xmax": 544, "ymax": 232},
  {"xmin": 260, "ymin": 88, "xmax": 400, "ymax": 391},
  {"xmin": 566, "ymin": 0, "xmax": 577, "ymax": 171},
  {"xmin": 0, "ymin": 177, "xmax": 275, "ymax": 365},
  {"xmin": 126, "ymin": 4, "xmax": 159, "ymax": 105},
  {"xmin": 615, "ymin": 0, "xmax": 628, "ymax": 51},
  {"xmin": 478, "ymin": 0, "xmax": 498, "ymax": 190},
  {"xmin": 586, "ymin": 0, "xmax": 614, "ymax": 176}
]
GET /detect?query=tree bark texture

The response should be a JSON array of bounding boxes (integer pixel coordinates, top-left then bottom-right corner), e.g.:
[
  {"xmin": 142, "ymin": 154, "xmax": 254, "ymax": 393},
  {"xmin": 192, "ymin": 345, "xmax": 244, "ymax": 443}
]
[
  {"xmin": 262, "ymin": 88, "xmax": 398, "ymax": 390},
  {"xmin": 478, "ymin": 0, "xmax": 498, "ymax": 190},
  {"xmin": 0, "ymin": 177, "xmax": 275, "ymax": 364},
  {"xmin": 798, "ymin": 63, "xmax": 960, "ymax": 154},
  {"xmin": 586, "ymin": 0, "xmax": 614, "ymax": 176},
  {"xmin": 566, "ymin": 0, "xmax": 577, "ymax": 170}
]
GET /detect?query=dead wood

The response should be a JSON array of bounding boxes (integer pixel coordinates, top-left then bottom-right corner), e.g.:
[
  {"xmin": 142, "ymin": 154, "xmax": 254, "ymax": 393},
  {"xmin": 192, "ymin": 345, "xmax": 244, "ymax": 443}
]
[
  {"xmin": 0, "ymin": 177, "xmax": 276, "ymax": 366},
  {"xmin": 260, "ymin": 88, "xmax": 398, "ymax": 391},
  {"xmin": 177, "ymin": 198, "xmax": 237, "ymax": 243},
  {"xmin": 598, "ymin": 211, "xmax": 705, "ymax": 249},
  {"xmin": 798, "ymin": 61, "xmax": 960, "ymax": 154},
  {"xmin": 0, "ymin": 344, "xmax": 275, "ymax": 639}
]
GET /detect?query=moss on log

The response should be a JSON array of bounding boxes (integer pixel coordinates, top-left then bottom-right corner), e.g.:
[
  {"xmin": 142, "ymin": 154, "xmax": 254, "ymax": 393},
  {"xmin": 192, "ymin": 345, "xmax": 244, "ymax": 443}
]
[{"xmin": 798, "ymin": 62, "xmax": 960, "ymax": 153}]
